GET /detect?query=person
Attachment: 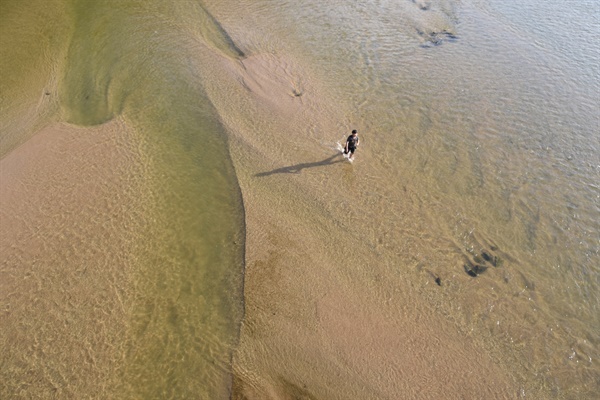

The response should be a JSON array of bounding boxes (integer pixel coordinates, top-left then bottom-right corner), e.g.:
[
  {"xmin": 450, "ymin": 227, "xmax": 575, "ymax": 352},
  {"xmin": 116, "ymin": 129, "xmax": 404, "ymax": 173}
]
[{"xmin": 344, "ymin": 129, "xmax": 360, "ymax": 160}]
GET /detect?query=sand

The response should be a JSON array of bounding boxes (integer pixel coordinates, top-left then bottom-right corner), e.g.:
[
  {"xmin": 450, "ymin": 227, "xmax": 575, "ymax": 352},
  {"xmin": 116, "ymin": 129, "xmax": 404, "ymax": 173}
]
[
  {"xmin": 1, "ymin": 49, "xmax": 521, "ymax": 399},
  {"xmin": 0, "ymin": 119, "xmax": 145, "ymax": 398},
  {"xmin": 0, "ymin": 4, "xmax": 546, "ymax": 398},
  {"xmin": 195, "ymin": 51, "xmax": 523, "ymax": 399}
]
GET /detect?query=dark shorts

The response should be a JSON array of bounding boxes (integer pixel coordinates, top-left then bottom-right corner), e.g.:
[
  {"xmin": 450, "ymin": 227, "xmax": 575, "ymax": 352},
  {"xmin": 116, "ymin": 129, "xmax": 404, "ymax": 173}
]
[{"xmin": 346, "ymin": 146, "xmax": 357, "ymax": 153}]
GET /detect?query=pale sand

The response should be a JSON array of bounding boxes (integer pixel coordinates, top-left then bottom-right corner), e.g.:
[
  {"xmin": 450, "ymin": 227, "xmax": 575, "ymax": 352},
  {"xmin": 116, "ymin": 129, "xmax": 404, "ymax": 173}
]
[
  {"xmin": 0, "ymin": 119, "xmax": 145, "ymax": 398},
  {"xmin": 200, "ymin": 53, "xmax": 521, "ymax": 399}
]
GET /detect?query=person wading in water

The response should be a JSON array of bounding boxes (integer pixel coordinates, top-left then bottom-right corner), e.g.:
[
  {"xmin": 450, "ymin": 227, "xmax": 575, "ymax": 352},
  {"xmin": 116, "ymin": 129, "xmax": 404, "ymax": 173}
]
[{"xmin": 344, "ymin": 129, "xmax": 360, "ymax": 161}]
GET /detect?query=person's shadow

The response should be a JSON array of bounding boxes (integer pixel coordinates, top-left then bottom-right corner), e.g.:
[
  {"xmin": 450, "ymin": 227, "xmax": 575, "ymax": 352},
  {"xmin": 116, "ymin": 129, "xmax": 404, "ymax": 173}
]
[{"xmin": 255, "ymin": 153, "xmax": 345, "ymax": 177}]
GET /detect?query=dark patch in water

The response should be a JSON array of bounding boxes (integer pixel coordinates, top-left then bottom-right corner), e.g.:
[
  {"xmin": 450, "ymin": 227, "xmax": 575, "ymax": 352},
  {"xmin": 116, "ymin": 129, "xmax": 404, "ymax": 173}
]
[
  {"xmin": 463, "ymin": 247, "xmax": 501, "ymax": 277},
  {"xmin": 481, "ymin": 251, "xmax": 498, "ymax": 267},
  {"xmin": 425, "ymin": 269, "xmax": 442, "ymax": 286},
  {"xmin": 411, "ymin": 0, "xmax": 431, "ymax": 11},
  {"xmin": 417, "ymin": 29, "xmax": 459, "ymax": 48},
  {"xmin": 464, "ymin": 262, "xmax": 488, "ymax": 277},
  {"xmin": 459, "ymin": 232, "xmax": 513, "ymax": 278}
]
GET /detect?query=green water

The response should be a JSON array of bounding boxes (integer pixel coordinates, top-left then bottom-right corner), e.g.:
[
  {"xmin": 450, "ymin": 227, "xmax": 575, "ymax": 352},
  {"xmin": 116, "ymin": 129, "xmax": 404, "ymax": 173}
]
[
  {"xmin": 62, "ymin": 1, "xmax": 247, "ymax": 397},
  {"xmin": 2, "ymin": 0, "xmax": 245, "ymax": 398}
]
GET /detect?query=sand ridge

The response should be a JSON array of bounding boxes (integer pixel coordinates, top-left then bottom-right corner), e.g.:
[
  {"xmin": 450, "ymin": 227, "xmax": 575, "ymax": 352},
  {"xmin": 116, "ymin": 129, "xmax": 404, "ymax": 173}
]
[{"xmin": 194, "ymin": 43, "xmax": 520, "ymax": 399}]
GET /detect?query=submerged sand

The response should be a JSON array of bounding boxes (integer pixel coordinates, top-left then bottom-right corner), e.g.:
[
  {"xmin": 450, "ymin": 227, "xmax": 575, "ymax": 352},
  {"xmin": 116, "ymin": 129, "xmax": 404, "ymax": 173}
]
[
  {"xmin": 1, "ymin": 2, "xmax": 569, "ymax": 399},
  {"xmin": 1, "ymin": 120, "xmax": 143, "ymax": 397},
  {"xmin": 1, "ymin": 53, "xmax": 521, "ymax": 400},
  {"xmin": 197, "ymin": 51, "xmax": 525, "ymax": 399}
]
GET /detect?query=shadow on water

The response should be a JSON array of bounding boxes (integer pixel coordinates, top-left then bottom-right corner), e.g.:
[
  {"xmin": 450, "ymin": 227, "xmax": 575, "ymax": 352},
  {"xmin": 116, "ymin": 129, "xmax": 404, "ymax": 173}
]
[{"xmin": 255, "ymin": 153, "xmax": 346, "ymax": 177}]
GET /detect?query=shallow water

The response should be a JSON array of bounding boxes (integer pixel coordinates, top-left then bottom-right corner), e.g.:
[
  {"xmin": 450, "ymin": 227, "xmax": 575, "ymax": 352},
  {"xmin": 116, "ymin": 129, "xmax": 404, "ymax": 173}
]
[
  {"xmin": 2, "ymin": 1, "xmax": 245, "ymax": 398},
  {"xmin": 209, "ymin": 0, "xmax": 599, "ymax": 397},
  {"xmin": 1, "ymin": 0, "xmax": 598, "ymax": 398}
]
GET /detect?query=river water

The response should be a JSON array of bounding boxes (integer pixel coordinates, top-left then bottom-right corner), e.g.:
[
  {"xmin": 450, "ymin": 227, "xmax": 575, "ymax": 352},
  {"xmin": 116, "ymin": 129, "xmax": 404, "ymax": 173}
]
[{"xmin": 1, "ymin": 0, "xmax": 598, "ymax": 399}]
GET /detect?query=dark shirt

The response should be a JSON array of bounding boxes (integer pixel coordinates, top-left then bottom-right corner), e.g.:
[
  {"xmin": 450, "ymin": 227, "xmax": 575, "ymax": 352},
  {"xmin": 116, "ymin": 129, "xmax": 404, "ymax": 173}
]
[{"xmin": 346, "ymin": 135, "xmax": 359, "ymax": 148}]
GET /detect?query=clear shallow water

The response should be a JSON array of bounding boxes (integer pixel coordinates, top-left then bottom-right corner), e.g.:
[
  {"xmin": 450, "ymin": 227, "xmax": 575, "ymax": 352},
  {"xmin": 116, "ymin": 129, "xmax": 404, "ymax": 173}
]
[
  {"xmin": 2, "ymin": 0, "xmax": 245, "ymax": 398},
  {"xmin": 1, "ymin": 0, "xmax": 598, "ymax": 398},
  {"xmin": 211, "ymin": 0, "xmax": 599, "ymax": 396}
]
